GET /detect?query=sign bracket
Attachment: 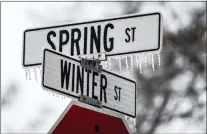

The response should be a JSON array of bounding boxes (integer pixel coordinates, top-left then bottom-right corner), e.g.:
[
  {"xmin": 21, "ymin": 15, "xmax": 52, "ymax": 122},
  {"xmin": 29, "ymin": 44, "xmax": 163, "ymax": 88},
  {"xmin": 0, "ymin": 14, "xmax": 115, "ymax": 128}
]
[
  {"xmin": 79, "ymin": 94, "xmax": 102, "ymax": 108},
  {"xmin": 78, "ymin": 52, "xmax": 107, "ymax": 61}
]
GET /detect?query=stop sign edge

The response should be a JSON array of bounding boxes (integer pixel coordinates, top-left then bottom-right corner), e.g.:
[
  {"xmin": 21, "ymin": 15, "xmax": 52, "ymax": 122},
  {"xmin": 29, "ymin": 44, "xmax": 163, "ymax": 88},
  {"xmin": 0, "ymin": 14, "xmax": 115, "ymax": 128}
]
[{"xmin": 48, "ymin": 100, "xmax": 133, "ymax": 134}]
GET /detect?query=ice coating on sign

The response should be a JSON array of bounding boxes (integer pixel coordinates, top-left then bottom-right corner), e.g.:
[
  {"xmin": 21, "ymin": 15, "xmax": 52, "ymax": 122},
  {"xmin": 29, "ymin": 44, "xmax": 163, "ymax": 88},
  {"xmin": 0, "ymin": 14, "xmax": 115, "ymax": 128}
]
[
  {"xmin": 24, "ymin": 53, "xmax": 161, "ymax": 82},
  {"xmin": 122, "ymin": 56, "xmax": 128, "ymax": 71},
  {"xmin": 39, "ymin": 67, "xmax": 42, "ymax": 76},
  {"xmin": 33, "ymin": 68, "xmax": 37, "ymax": 82},
  {"xmin": 28, "ymin": 69, "xmax": 30, "ymax": 80},
  {"xmin": 151, "ymin": 53, "xmax": 155, "ymax": 71},
  {"xmin": 102, "ymin": 53, "xmax": 161, "ymax": 73},
  {"xmin": 108, "ymin": 57, "xmax": 112, "ymax": 71},
  {"xmin": 130, "ymin": 55, "xmax": 133, "ymax": 71},
  {"xmin": 25, "ymin": 69, "xmax": 27, "ymax": 80},
  {"xmin": 118, "ymin": 56, "xmax": 122, "ymax": 72},
  {"xmin": 158, "ymin": 53, "xmax": 161, "ymax": 66}
]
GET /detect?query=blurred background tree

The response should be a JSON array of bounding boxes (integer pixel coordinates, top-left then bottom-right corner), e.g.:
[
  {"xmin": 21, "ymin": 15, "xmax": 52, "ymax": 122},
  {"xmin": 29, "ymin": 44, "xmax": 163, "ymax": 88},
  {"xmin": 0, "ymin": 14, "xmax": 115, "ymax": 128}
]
[{"xmin": 120, "ymin": 2, "xmax": 206, "ymax": 133}]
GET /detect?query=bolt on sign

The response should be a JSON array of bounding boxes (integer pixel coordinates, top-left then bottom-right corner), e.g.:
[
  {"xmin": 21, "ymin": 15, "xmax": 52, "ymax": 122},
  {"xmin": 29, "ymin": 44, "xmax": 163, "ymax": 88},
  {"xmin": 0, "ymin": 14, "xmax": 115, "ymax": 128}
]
[
  {"xmin": 49, "ymin": 100, "xmax": 131, "ymax": 134},
  {"xmin": 23, "ymin": 12, "xmax": 162, "ymax": 67},
  {"xmin": 42, "ymin": 49, "xmax": 136, "ymax": 117}
]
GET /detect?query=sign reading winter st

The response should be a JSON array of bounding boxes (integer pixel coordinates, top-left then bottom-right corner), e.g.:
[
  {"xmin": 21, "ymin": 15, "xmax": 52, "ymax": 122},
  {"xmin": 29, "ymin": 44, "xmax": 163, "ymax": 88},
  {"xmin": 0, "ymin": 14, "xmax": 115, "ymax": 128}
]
[
  {"xmin": 42, "ymin": 49, "xmax": 136, "ymax": 117},
  {"xmin": 23, "ymin": 12, "xmax": 162, "ymax": 67}
]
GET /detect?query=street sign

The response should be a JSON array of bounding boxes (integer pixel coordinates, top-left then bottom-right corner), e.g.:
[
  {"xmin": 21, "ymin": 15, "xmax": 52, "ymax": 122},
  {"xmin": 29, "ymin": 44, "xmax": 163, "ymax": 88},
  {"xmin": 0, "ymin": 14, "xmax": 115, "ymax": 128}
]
[
  {"xmin": 42, "ymin": 49, "xmax": 136, "ymax": 117},
  {"xmin": 23, "ymin": 12, "xmax": 162, "ymax": 67},
  {"xmin": 49, "ymin": 100, "xmax": 131, "ymax": 134}
]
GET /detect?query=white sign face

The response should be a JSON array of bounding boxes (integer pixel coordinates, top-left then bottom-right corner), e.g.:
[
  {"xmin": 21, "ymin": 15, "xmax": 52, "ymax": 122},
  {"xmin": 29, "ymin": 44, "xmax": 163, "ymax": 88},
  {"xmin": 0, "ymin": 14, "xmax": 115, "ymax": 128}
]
[
  {"xmin": 23, "ymin": 12, "xmax": 162, "ymax": 67},
  {"xmin": 42, "ymin": 49, "xmax": 136, "ymax": 117}
]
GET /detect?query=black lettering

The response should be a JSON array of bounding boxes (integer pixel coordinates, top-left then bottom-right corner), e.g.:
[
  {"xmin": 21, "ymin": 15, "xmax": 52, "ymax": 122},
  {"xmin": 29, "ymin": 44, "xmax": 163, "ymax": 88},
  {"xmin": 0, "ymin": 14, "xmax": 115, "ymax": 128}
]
[
  {"xmin": 60, "ymin": 59, "xmax": 71, "ymax": 89},
  {"xmin": 90, "ymin": 25, "xmax": 101, "ymax": 53},
  {"xmin": 71, "ymin": 28, "xmax": 81, "ymax": 55},
  {"xmin": 131, "ymin": 27, "xmax": 136, "ymax": 42},
  {"xmin": 71, "ymin": 64, "xmax": 75, "ymax": 92},
  {"xmin": 100, "ymin": 74, "xmax": 107, "ymax": 103},
  {"xmin": 76, "ymin": 66, "xmax": 84, "ymax": 94},
  {"xmin": 83, "ymin": 27, "xmax": 88, "ymax": 54},
  {"xmin": 114, "ymin": 86, "xmax": 118, "ymax": 100},
  {"xmin": 86, "ymin": 69, "xmax": 91, "ymax": 96},
  {"xmin": 103, "ymin": 23, "xmax": 114, "ymax": 52},
  {"xmin": 47, "ymin": 31, "xmax": 56, "ymax": 50},
  {"xmin": 118, "ymin": 87, "xmax": 121, "ymax": 101},
  {"xmin": 92, "ymin": 71, "xmax": 98, "ymax": 100},
  {"xmin": 125, "ymin": 28, "xmax": 130, "ymax": 43},
  {"xmin": 59, "ymin": 30, "xmax": 69, "ymax": 52}
]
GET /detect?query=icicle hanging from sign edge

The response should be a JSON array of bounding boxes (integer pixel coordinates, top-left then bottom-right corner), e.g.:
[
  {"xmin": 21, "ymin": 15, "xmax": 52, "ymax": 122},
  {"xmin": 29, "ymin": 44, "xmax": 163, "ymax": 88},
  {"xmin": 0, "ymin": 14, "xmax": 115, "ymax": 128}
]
[{"xmin": 106, "ymin": 53, "xmax": 161, "ymax": 72}]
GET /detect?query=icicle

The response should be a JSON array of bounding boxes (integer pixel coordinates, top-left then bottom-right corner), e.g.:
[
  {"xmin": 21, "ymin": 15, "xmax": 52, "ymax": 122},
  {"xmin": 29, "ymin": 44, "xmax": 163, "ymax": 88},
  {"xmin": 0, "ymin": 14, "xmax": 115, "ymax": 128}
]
[
  {"xmin": 33, "ymin": 68, "xmax": 37, "ymax": 82},
  {"xmin": 148, "ymin": 53, "xmax": 151, "ymax": 65},
  {"xmin": 111, "ymin": 57, "xmax": 115, "ymax": 71},
  {"xmin": 25, "ymin": 69, "xmax": 28, "ymax": 81},
  {"xmin": 108, "ymin": 57, "xmax": 112, "ymax": 71},
  {"xmin": 106, "ymin": 61, "xmax": 108, "ymax": 70},
  {"xmin": 103, "ymin": 61, "xmax": 106, "ymax": 70},
  {"xmin": 135, "ymin": 55, "xmax": 139, "ymax": 68},
  {"xmin": 144, "ymin": 54, "xmax": 147, "ymax": 67},
  {"xmin": 138, "ymin": 54, "xmax": 142, "ymax": 73},
  {"xmin": 39, "ymin": 67, "xmax": 42, "ymax": 76},
  {"xmin": 130, "ymin": 55, "xmax": 133, "ymax": 71},
  {"xmin": 105, "ymin": 59, "xmax": 108, "ymax": 70},
  {"xmin": 115, "ymin": 57, "xmax": 121, "ymax": 72},
  {"xmin": 133, "ymin": 118, "xmax": 136, "ymax": 126},
  {"xmin": 157, "ymin": 53, "xmax": 161, "ymax": 66},
  {"xmin": 28, "ymin": 68, "xmax": 31, "ymax": 80},
  {"xmin": 126, "ymin": 56, "xmax": 129, "ymax": 71},
  {"xmin": 118, "ymin": 56, "xmax": 121, "ymax": 72},
  {"xmin": 151, "ymin": 53, "xmax": 155, "ymax": 71},
  {"xmin": 122, "ymin": 56, "xmax": 128, "ymax": 71}
]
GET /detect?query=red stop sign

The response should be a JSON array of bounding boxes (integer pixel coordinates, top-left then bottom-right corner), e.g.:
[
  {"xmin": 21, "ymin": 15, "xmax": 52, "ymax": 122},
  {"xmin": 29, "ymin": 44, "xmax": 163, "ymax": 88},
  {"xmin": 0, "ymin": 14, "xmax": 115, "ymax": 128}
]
[{"xmin": 49, "ymin": 100, "xmax": 131, "ymax": 134}]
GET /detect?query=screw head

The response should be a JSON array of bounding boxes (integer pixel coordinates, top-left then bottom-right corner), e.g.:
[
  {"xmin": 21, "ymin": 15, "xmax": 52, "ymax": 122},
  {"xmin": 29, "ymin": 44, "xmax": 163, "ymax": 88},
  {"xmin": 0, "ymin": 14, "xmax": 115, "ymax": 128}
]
[{"xmin": 94, "ymin": 123, "xmax": 100, "ymax": 132}]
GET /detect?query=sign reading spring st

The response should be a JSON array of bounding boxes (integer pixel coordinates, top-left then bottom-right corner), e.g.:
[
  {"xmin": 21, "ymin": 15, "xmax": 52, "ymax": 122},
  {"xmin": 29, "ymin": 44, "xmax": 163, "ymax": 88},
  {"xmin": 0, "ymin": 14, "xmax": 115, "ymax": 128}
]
[
  {"xmin": 42, "ymin": 49, "xmax": 136, "ymax": 117},
  {"xmin": 23, "ymin": 12, "xmax": 162, "ymax": 67}
]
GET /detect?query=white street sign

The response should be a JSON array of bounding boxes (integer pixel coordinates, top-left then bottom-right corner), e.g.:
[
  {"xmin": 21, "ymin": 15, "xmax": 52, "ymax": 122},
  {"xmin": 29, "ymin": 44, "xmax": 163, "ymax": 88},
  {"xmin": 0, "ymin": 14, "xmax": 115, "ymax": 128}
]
[
  {"xmin": 42, "ymin": 49, "xmax": 136, "ymax": 117},
  {"xmin": 23, "ymin": 12, "xmax": 162, "ymax": 67}
]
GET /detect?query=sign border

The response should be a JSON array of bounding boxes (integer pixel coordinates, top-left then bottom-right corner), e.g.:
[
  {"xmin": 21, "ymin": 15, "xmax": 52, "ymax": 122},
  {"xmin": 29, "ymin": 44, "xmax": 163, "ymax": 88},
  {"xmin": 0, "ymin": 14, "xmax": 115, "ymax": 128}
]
[
  {"xmin": 48, "ymin": 100, "xmax": 133, "ymax": 134},
  {"xmin": 42, "ymin": 49, "xmax": 136, "ymax": 118},
  {"xmin": 23, "ymin": 12, "xmax": 162, "ymax": 67}
]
